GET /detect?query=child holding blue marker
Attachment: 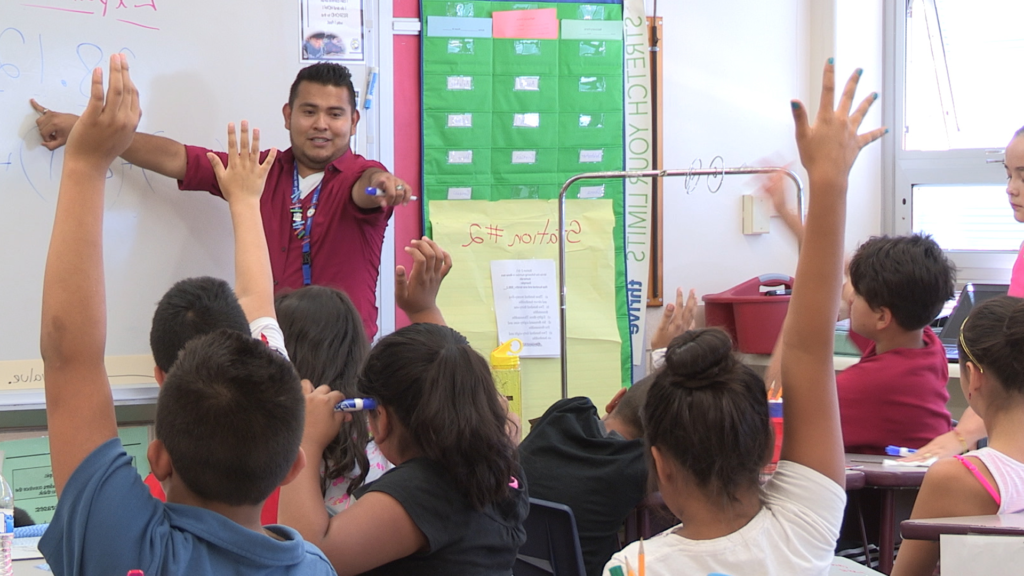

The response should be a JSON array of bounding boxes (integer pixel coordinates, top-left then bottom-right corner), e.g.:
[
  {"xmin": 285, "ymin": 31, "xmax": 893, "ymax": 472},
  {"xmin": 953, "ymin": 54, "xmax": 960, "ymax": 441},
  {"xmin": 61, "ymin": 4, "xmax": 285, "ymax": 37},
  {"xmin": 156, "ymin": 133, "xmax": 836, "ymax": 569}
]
[
  {"xmin": 279, "ymin": 239, "xmax": 529, "ymax": 575},
  {"xmin": 276, "ymin": 235, "xmax": 450, "ymax": 516},
  {"xmin": 275, "ymin": 285, "xmax": 389, "ymax": 514}
]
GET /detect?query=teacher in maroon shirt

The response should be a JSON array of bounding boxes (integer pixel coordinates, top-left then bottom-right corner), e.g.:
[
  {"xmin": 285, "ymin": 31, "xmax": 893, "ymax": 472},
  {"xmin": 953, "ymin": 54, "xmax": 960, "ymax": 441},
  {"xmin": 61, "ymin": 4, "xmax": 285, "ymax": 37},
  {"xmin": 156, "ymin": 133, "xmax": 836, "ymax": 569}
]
[{"xmin": 33, "ymin": 63, "xmax": 412, "ymax": 339}]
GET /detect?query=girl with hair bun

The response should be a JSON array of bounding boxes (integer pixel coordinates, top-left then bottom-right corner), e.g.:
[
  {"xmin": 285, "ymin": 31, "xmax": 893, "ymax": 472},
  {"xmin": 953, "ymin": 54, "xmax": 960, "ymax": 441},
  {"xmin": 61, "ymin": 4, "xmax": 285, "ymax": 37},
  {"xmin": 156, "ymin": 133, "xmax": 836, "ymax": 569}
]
[
  {"xmin": 604, "ymin": 61, "xmax": 886, "ymax": 576},
  {"xmin": 892, "ymin": 295, "xmax": 1024, "ymax": 576}
]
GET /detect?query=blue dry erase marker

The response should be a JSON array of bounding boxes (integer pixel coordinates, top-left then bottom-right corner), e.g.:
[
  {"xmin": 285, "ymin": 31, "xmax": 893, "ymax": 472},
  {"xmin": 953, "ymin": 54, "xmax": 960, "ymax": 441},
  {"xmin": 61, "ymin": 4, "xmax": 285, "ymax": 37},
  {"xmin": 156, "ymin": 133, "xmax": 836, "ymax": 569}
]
[
  {"xmin": 885, "ymin": 445, "xmax": 917, "ymax": 457},
  {"xmin": 363, "ymin": 67, "xmax": 378, "ymax": 110},
  {"xmin": 335, "ymin": 398, "xmax": 378, "ymax": 412},
  {"xmin": 365, "ymin": 187, "xmax": 418, "ymax": 202}
]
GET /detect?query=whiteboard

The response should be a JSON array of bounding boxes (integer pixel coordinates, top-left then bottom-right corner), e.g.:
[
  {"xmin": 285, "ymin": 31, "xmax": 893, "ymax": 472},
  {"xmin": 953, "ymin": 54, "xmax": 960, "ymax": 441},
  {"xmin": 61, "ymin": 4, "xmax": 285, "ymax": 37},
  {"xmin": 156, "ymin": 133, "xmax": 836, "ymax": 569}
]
[{"xmin": 0, "ymin": 1, "xmax": 377, "ymax": 389}]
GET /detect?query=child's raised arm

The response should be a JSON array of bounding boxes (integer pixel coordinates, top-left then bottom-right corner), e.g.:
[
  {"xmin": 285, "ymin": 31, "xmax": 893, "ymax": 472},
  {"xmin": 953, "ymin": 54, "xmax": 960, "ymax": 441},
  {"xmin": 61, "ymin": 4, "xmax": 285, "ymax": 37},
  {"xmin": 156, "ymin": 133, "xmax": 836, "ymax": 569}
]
[
  {"xmin": 395, "ymin": 236, "xmax": 452, "ymax": 326},
  {"xmin": 779, "ymin": 62, "xmax": 885, "ymax": 485},
  {"xmin": 206, "ymin": 122, "xmax": 278, "ymax": 322},
  {"xmin": 40, "ymin": 54, "xmax": 141, "ymax": 496}
]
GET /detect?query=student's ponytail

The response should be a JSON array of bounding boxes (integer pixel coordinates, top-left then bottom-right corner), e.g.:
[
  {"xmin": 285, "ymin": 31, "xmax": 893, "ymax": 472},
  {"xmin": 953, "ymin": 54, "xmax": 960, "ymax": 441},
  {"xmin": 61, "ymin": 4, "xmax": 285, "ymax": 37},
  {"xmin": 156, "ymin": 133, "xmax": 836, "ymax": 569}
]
[
  {"xmin": 645, "ymin": 328, "xmax": 771, "ymax": 502},
  {"xmin": 959, "ymin": 295, "xmax": 1024, "ymax": 395},
  {"xmin": 360, "ymin": 323, "xmax": 518, "ymax": 509}
]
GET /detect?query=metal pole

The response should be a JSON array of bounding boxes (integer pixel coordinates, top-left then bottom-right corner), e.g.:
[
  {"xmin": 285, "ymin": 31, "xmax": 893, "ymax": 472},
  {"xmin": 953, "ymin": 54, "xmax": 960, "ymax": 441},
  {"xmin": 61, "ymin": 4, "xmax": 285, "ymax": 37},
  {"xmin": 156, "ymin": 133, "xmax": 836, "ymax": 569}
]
[{"xmin": 557, "ymin": 167, "xmax": 804, "ymax": 398}]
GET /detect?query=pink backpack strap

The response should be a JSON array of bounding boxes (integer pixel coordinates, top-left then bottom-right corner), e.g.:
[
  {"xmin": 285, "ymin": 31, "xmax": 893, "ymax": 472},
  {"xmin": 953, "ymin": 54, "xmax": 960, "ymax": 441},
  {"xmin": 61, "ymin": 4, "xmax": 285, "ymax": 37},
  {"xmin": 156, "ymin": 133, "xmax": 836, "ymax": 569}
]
[{"xmin": 954, "ymin": 455, "xmax": 1001, "ymax": 506}]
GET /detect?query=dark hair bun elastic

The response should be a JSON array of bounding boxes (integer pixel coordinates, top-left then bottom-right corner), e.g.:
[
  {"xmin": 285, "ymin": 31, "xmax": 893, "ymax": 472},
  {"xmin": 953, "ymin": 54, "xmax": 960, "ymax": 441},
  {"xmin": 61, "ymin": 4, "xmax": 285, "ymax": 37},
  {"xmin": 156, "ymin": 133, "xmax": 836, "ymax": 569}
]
[{"xmin": 664, "ymin": 328, "xmax": 736, "ymax": 388}]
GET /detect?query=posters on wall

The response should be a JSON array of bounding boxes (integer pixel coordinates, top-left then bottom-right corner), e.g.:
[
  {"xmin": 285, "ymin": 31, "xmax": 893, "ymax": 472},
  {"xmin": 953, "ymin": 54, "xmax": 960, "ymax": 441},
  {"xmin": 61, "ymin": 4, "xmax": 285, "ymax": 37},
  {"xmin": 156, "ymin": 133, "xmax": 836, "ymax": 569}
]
[
  {"xmin": 490, "ymin": 259, "xmax": 560, "ymax": 358},
  {"xmin": 431, "ymin": 199, "xmax": 623, "ymax": 422},
  {"xmin": 301, "ymin": 0, "xmax": 365, "ymax": 62},
  {"xmin": 622, "ymin": 0, "xmax": 654, "ymax": 365}
]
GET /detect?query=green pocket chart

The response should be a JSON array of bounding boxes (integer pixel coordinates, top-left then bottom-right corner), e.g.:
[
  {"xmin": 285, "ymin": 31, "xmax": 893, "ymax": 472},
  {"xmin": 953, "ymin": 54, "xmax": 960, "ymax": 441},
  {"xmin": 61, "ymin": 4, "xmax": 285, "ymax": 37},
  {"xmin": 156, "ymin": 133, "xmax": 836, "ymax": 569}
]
[{"xmin": 421, "ymin": 0, "xmax": 631, "ymax": 420}]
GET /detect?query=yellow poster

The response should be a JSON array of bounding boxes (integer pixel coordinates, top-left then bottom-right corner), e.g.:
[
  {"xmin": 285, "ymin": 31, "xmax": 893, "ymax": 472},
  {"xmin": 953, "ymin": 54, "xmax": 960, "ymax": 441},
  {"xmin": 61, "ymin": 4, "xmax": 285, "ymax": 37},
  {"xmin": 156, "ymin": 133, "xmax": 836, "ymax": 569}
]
[{"xmin": 430, "ymin": 199, "xmax": 622, "ymax": 425}]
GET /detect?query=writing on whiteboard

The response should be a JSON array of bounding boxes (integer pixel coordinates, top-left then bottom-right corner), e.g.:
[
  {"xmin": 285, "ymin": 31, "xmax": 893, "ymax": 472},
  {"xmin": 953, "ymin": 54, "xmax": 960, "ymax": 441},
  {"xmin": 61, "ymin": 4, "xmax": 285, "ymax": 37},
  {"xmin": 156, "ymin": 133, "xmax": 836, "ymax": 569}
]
[
  {"xmin": 0, "ymin": 30, "xmax": 154, "ymax": 200},
  {"xmin": 461, "ymin": 218, "xmax": 582, "ymax": 248},
  {"xmin": 0, "ymin": 27, "xmax": 141, "ymax": 96},
  {"xmin": 21, "ymin": 0, "xmax": 161, "ymax": 31}
]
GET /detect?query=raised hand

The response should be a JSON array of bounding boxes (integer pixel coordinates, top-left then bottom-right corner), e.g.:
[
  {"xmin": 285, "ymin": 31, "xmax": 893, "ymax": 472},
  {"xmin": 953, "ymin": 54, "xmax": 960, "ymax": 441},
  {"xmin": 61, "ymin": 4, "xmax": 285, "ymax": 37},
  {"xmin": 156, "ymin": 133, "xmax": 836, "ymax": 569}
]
[
  {"xmin": 64, "ymin": 54, "xmax": 141, "ymax": 169},
  {"xmin": 790, "ymin": 62, "xmax": 886, "ymax": 181},
  {"xmin": 396, "ymin": 236, "xmax": 452, "ymax": 324},
  {"xmin": 650, "ymin": 287, "xmax": 698, "ymax": 350},
  {"xmin": 207, "ymin": 121, "xmax": 278, "ymax": 204}
]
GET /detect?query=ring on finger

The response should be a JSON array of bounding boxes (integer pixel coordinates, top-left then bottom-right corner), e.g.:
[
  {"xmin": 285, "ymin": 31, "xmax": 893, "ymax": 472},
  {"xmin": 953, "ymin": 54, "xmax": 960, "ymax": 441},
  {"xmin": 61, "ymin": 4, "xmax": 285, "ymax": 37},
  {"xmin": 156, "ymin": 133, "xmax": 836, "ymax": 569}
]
[
  {"xmin": 396, "ymin": 184, "xmax": 405, "ymax": 191},
  {"xmin": 41, "ymin": 108, "xmax": 50, "ymax": 115}
]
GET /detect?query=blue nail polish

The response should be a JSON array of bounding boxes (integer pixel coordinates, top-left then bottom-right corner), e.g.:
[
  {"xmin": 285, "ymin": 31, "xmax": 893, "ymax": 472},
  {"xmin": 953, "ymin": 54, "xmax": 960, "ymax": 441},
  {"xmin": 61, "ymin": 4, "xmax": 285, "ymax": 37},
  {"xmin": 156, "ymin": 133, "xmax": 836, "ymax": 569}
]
[
  {"xmin": 884, "ymin": 128, "xmax": 890, "ymax": 134},
  {"xmin": 856, "ymin": 68, "xmax": 864, "ymax": 76},
  {"xmin": 791, "ymin": 101, "xmax": 800, "ymax": 110},
  {"xmin": 873, "ymin": 92, "xmax": 879, "ymax": 100},
  {"xmin": 827, "ymin": 57, "xmax": 834, "ymax": 65}
]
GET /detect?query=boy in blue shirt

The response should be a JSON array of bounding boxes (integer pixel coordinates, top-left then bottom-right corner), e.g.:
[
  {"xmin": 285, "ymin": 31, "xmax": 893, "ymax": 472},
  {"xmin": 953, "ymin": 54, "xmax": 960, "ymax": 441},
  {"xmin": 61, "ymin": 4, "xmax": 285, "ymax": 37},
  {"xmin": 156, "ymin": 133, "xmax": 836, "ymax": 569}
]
[{"xmin": 37, "ymin": 55, "xmax": 334, "ymax": 576}]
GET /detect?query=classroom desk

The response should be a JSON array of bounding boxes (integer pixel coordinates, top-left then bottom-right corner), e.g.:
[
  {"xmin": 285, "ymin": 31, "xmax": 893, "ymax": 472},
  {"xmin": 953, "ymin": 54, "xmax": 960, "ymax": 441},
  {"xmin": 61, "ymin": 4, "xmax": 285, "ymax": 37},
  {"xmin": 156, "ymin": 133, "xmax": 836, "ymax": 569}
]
[
  {"xmin": 623, "ymin": 468, "xmax": 867, "ymax": 542},
  {"xmin": 900, "ymin": 514, "xmax": 1024, "ymax": 541},
  {"xmin": 13, "ymin": 559, "xmax": 47, "ymax": 575},
  {"xmin": 846, "ymin": 454, "xmax": 928, "ymax": 575}
]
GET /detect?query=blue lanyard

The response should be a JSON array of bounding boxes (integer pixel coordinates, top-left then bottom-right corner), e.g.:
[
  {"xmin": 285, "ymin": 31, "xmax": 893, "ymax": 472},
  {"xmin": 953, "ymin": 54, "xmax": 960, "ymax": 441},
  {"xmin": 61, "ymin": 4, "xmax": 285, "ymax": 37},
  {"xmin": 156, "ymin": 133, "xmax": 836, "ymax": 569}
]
[{"xmin": 291, "ymin": 166, "xmax": 322, "ymax": 286}]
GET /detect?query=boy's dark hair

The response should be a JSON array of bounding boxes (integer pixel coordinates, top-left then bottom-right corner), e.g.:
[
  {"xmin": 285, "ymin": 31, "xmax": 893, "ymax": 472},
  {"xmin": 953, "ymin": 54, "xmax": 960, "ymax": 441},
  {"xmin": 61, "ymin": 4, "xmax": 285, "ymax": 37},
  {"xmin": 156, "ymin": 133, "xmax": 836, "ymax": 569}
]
[
  {"xmin": 849, "ymin": 234, "xmax": 956, "ymax": 331},
  {"xmin": 289, "ymin": 62, "xmax": 357, "ymax": 110},
  {"xmin": 959, "ymin": 296, "xmax": 1024, "ymax": 395},
  {"xmin": 359, "ymin": 323, "xmax": 518, "ymax": 510},
  {"xmin": 156, "ymin": 329, "xmax": 304, "ymax": 506},
  {"xmin": 610, "ymin": 375, "xmax": 653, "ymax": 438},
  {"xmin": 13, "ymin": 506, "xmax": 35, "ymax": 527},
  {"xmin": 276, "ymin": 286, "xmax": 370, "ymax": 495},
  {"xmin": 149, "ymin": 277, "xmax": 249, "ymax": 373},
  {"xmin": 644, "ymin": 328, "xmax": 771, "ymax": 504}
]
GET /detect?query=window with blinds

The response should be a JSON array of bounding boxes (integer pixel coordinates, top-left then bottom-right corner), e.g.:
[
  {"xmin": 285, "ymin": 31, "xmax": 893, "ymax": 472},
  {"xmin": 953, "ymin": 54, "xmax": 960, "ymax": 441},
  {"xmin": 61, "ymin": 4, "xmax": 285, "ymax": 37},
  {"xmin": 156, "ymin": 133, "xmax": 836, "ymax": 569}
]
[{"xmin": 913, "ymin": 184, "xmax": 1020, "ymax": 251}]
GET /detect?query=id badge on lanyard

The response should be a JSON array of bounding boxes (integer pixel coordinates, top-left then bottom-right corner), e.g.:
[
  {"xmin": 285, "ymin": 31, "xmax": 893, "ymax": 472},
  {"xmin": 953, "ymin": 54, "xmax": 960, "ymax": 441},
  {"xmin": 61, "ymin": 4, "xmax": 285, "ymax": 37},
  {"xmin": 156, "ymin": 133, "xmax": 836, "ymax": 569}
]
[{"xmin": 290, "ymin": 166, "xmax": 322, "ymax": 286}]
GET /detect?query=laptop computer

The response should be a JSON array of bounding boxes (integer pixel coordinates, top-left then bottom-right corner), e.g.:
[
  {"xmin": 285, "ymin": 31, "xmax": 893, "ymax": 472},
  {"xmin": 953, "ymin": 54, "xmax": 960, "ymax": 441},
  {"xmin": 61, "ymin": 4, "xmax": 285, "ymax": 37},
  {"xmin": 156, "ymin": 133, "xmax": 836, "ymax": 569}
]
[{"xmin": 937, "ymin": 283, "xmax": 1009, "ymax": 362}]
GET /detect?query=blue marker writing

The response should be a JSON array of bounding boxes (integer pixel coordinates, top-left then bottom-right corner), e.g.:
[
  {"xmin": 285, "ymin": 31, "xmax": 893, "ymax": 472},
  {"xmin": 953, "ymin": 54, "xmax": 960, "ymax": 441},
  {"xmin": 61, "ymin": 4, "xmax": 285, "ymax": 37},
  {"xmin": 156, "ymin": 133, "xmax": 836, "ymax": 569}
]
[
  {"xmin": 365, "ymin": 187, "xmax": 418, "ymax": 202},
  {"xmin": 335, "ymin": 398, "xmax": 378, "ymax": 412},
  {"xmin": 885, "ymin": 445, "xmax": 917, "ymax": 457}
]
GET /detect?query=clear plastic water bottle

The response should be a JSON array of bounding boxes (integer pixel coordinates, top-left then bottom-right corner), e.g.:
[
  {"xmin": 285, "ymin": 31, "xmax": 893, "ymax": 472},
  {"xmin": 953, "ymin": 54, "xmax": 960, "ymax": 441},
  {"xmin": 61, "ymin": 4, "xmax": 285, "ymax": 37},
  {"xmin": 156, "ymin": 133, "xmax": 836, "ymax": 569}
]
[{"xmin": 0, "ymin": 469, "xmax": 14, "ymax": 576}]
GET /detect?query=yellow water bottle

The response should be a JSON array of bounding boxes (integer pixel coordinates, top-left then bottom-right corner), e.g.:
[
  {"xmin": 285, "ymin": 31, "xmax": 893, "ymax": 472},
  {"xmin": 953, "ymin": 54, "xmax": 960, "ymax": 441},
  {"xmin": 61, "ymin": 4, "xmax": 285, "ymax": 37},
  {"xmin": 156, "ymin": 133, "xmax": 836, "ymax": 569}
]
[{"xmin": 491, "ymin": 339, "xmax": 523, "ymax": 438}]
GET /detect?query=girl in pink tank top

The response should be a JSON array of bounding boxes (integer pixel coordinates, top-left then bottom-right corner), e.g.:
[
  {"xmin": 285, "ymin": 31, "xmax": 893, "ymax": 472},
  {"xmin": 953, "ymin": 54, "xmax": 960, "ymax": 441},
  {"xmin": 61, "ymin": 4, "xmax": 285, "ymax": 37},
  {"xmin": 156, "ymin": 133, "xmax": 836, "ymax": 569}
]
[
  {"xmin": 892, "ymin": 295, "xmax": 1024, "ymax": 576},
  {"xmin": 1006, "ymin": 128, "xmax": 1024, "ymax": 296}
]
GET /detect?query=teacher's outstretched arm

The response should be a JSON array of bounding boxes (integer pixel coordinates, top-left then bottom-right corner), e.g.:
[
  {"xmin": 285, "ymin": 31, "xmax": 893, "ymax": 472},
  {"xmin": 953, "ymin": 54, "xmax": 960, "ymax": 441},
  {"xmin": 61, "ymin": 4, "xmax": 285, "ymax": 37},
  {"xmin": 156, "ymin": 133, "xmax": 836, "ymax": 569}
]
[{"xmin": 30, "ymin": 98, "xmax": 187, "ymax": 180}]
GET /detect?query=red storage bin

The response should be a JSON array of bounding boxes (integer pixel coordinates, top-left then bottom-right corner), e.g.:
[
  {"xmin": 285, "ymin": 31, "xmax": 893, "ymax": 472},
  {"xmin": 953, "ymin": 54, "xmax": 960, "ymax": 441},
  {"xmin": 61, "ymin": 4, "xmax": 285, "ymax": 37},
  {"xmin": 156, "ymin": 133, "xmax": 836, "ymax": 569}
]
[{"xmin": 702, "ymin": 274, "xmax": 793, "ymax": 354}]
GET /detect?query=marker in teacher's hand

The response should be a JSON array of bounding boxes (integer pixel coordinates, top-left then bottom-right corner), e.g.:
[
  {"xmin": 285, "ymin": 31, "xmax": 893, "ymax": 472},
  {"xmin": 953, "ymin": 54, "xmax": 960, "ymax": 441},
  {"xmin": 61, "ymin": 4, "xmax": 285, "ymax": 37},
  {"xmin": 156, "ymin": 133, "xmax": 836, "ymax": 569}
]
[
  {"xmin": 366, "ymin": 186, "xmax": 418, "ymax": 202},
  {"xmin": 335, "ymin": 398, "xmax": 378, "ymax": 412}
]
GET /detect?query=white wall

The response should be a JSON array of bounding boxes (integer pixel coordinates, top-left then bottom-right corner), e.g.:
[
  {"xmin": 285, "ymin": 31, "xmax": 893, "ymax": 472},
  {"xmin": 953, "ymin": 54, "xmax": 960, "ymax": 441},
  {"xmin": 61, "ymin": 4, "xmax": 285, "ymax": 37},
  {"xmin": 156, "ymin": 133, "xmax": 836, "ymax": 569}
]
[{"xmin": 637, "ymin": 0, "xmax": 886, "ymax": 378}]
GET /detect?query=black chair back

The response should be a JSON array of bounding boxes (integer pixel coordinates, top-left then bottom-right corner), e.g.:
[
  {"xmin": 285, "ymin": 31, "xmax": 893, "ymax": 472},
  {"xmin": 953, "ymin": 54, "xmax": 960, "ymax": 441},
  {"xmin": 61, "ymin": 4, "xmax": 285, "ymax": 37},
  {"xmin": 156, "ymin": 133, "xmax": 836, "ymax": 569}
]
[{"xmin": 514, "ymin": 498, "xmax": 587, "ymax": 576}]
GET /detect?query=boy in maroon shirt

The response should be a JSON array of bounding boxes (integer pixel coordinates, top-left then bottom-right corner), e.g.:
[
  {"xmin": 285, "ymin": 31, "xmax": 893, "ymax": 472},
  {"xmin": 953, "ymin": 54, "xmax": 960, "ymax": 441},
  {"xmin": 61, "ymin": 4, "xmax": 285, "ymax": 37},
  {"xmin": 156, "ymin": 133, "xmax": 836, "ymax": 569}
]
[{"xmin": 839, "ymin": 234, "xmax": 956, "ymax": 454}]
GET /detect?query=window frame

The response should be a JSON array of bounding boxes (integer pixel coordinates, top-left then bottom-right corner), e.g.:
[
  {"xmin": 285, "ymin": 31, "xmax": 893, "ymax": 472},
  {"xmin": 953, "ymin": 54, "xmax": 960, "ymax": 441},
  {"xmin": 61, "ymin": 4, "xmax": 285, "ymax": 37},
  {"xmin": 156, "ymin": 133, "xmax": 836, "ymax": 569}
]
[{"xmin": 882, "ymin": 0, "xmax": 1016, "ymax": 284}]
